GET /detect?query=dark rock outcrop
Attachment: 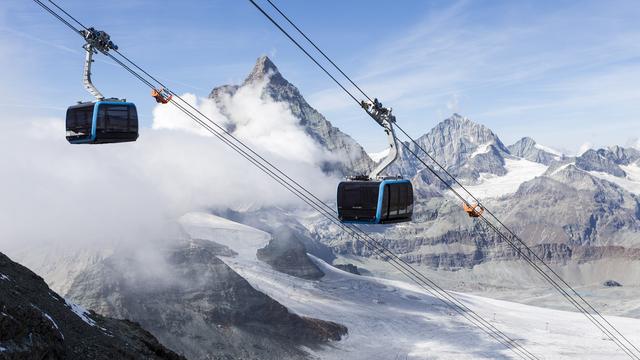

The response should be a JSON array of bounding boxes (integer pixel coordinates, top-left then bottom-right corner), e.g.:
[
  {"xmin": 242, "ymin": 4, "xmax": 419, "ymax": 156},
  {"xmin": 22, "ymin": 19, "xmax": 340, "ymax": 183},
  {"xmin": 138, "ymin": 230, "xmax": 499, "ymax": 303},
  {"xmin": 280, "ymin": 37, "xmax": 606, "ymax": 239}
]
[
  {"xmin": 216, "ymin": 208, "xmax": 336, "ymax": 264},
  {"xmin": 604, "ymin": 280, "xmax": 623, "ymax": 287},
  {"xmin": 257, "ymin": 227, "xmax": 324, "ymax": 280},
  {"xmin": 334, "ymin": 264, "xmax": 361, "ymax": 275},
  {"xmin": 576, "ymin": 149, "xmax": 627, "ymax": 177},
  {"xmin": 508, "ymin": 137, "xmax": 560, "ymax": 165},
  {"xmin": 65, "ymin": 240, "xmax": 346, "ymax": 360},
  {"xmin": 0, "ymin": 252, "xmax": 185, "ymax": 360}
]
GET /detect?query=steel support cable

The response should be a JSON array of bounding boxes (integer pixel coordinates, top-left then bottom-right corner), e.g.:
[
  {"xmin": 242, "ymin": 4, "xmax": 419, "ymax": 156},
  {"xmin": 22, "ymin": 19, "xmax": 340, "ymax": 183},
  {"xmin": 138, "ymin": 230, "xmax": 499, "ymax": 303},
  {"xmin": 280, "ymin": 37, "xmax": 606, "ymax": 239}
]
[
  {"xmin": 164, "ymin": 102, "xmax": 538, "ymax": 360},
  {"xmin": 45, "ymin": 0, "xmax": 88, "ymax": 31},
  {"xmin": 89, "ymin": 44, "xmax": 537, "ymax": 358},
  {"xmin": 246, "ymin": 0, "xmax": 639, "ymax": 356},
  {"xmin": 33, "ymin": 0, "xmax": 82, "ymax": 35},
  {"xmin": 163, "ymin": 90, "xmax": 537, "ymax": 358},
  {"xmin": 29, "ymin": 2, "xmax": 537, "ymax": 358},
  {"xmin": 246, "ymin": 0, "xmax": 360, "ymax": 105},
  {"xmin": 396, "ymin": 138, "xmax": 640, "ymax": 360},
  {"xmin": 93, "ymin": 29, "xmax": 538, "ymax": 360},
  {"xmin": 155, "ymin": 89, "xmax": 536, "ymax": 359},
  {"xmin": 262, "ymin": 0, "xmax": 373, "ymax": 103},
  {"xmin": 105, "ymin": 44, "xmax": 538, "ymax": 359},
  {"xmin": 393, "ymin": 123, "xmax": 640, "ymax": 358}
]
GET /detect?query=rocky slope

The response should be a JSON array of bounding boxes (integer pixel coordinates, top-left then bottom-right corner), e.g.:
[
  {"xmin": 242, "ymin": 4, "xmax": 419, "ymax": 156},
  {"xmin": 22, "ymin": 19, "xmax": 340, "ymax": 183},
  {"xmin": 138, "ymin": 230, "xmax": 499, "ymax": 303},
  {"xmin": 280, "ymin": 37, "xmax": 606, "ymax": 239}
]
[
  {"xmin": 386, "ymin": 114, "xmax": 511, "ymax": 182},
  {"xmin": 64, "ymin": 238, "xmax": 346, "ymax": 360},
  {"xmin": 209, "ymin": 56, "xmax": 374, "ymax": 176},
  {"xmin": 0, "ymin": 252, "xmax": 185, "ymax": 360},
  {"xmin": 508, "ymin": 136, "xmax": 562, "ymax": 165},
  {"xmin": 205, "ymin": 57, "xmax": 640, "ymax": 287},
  {"xmin": 257, "ymin": 226, "xmax": 325, "ymax": 280}
]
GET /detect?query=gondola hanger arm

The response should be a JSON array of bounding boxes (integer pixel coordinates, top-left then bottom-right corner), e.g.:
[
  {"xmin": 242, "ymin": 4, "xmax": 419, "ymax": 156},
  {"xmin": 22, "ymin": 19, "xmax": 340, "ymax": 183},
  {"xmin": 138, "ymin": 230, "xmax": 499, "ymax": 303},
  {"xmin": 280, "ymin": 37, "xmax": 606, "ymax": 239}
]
[{"xmin": 361, "ymin": 98, "xmax": 399, "ymax": 180}]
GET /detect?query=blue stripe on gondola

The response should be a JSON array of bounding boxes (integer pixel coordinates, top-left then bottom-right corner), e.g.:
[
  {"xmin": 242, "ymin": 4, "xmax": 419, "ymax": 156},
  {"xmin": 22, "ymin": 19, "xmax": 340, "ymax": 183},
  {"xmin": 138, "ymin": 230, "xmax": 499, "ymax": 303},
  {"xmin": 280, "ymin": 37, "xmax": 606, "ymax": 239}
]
[
  {"xmin": 340, "ymin": 179, "xmax": 412, "ymax": 224},
  {"xmin": 68, "ymin": 101, "xmax": 135, "ymax": 144},
  {"xmin": 375, "ymin": 179, "xmax": 411, "ymax": 223}
]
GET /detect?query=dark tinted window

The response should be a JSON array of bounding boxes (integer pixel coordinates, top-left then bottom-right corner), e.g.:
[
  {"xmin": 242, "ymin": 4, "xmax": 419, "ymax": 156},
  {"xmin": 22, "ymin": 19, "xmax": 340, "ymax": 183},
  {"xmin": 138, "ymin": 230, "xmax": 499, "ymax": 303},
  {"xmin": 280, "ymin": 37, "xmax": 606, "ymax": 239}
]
[
  {"xmin": 97, "ymin": 104, "xmax": 137, "ymax": 132},
  {"xmin": 341, "ymin": 183, "xmax": 379, "ymax": 210},
  {"xmin": 389, "ymin": 184, "xmax": 401, "ymax": 215},
  {"xmin": 66, "ymin": 105, "xmax": 93, "ymax": 136},
  {"xmin": 382, "ymin": 182, "xmax": 413, "ymax": 220}
]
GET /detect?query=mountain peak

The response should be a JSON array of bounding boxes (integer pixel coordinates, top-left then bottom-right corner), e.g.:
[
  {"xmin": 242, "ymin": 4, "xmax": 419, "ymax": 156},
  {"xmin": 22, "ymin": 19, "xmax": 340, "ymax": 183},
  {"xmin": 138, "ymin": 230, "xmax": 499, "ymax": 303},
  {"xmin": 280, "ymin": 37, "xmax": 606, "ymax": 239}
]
[
  {"xmin": 448, "ymin": 113, "xmax": 468, "ymax": 122},
  {"xmin": 244, "ymin": 56, "xmax": 281, "ymax": 84},
  {"xmin": 436, "ymin": 114, "xmax": 494, "ymax": 137}
]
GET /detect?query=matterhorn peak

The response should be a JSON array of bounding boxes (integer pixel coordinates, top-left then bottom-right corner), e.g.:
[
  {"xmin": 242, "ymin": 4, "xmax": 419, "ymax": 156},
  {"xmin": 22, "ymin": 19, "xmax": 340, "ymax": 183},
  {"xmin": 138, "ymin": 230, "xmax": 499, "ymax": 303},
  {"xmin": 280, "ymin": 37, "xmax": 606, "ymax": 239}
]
[{"xmin": 244, "ymin": 55, "xmax": 283, "ymax": 85}]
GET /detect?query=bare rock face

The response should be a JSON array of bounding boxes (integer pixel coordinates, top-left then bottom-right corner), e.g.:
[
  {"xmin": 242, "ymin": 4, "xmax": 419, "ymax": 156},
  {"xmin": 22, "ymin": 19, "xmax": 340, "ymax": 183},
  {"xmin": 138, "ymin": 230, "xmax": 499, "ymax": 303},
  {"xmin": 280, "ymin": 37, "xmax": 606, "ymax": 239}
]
[
  {"xmin": 573, "ymin": 147, "xmax": 640, "ymax": 178},
  {"xmin": 576, "ymin": 149, "xmax": 627, "ymax": 177},
  {"xmin": 65, "ymin": 239, "xmax": 346, "ymax": 360},
  {"xmin": 334, "ymin": 264, "xmax": 361, "ymax": 275},
  {"xmin": 508, "ymin": 137, "xmax": 561, "ymax": 165},
  {"xmin": 604, "ymin": 280, "xmax": 623, "ymax": 287},
  {"xmin": 216, "ymin": 207, "xmax": 337, "ymax": 264},
  {"xmin": 257, "ymin": 226, "xmax": 325, "ymax": 280},
  {"xmin": 386, "ymin": 114, "xmax": 510, "ymax": 182},
  {"xmin": 209, "ymin": 56, "xmax": 375, "ymax": 177},
  {"xmin": 0, "ymin": 252, "xmax": 185, "ymax": 360}
]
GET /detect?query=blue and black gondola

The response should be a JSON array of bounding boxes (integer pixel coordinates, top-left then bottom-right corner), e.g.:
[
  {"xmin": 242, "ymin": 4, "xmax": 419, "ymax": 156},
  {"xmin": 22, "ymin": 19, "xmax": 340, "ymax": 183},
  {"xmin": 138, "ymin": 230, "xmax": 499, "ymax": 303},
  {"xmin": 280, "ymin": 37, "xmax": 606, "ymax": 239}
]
[
  {"xmin": 337, "ymin": 179, "xmax": 413, "ymax": 224},
  {"xmin": 66, "ymin": 101, "xmax": 139, "ymax": 144}
]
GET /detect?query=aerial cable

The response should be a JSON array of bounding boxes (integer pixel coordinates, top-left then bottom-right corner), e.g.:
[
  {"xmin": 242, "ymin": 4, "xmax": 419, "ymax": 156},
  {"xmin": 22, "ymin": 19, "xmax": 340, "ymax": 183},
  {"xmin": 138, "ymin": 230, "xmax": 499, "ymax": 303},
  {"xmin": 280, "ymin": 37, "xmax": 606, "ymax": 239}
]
[
  {"xmin": 394, "ymin": 122, "xmax": 640, "ymax": 358},
  {"xmin": 28, "ymin": 2, "xmax": 540, "ymax": 359},
  {"xmin": 246, "ymin": 0, "xmax": 360, "ymax": 105},
  {"xmin": 45, "ymin": 0, "xmax": 88, "ymax": 31},
  {"xmin": 262, "ymin": 0, "xmax": 373, "ymax": 103},
  {"xmin": 33, "ymin": 0, "xmax": 83, "ymax": 35},
  {"xmin": 111, "ymin": 49, "xmax": 538, "ymax": 360},
  {"xmin": 246, "ymin": 0, "xmax": 640, "ymax": 357},
  {"xmin": 125, "ymin": 58, "xmax": 538, "ymax": 359},
  {"xmin": 398, "ymin": 138, "xmax": 640, "ymax": 359},
  {"xmin": 33, "ymin": 2, "xmax": 539, "ymax": 358},
  {"xmin": 105, "ymin": 40, "xmax": 539, "ymax": 359},
  {"xmin": 32, "ymin": 0, "xmax": 634, "ymax": 358}
]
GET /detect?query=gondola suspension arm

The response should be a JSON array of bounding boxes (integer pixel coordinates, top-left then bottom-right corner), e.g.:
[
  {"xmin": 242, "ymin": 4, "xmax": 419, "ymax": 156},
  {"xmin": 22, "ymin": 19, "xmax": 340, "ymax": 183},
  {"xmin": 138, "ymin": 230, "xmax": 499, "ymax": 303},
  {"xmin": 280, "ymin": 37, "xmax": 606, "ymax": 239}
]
[
  {"xmin": 361, "ymin": 99, "xmax": 399, "ymax": 180},
  {"xmin": 80, "ymin": 27, "xmax": 118, "ymax": 101}
]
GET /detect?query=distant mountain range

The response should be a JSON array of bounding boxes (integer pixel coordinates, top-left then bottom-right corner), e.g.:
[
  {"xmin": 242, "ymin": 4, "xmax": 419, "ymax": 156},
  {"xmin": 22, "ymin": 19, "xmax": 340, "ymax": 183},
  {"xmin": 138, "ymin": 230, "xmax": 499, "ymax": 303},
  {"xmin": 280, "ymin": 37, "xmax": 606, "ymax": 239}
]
[
  {"xmin": 5, "ymin": 56, "xmax": 640, "ymax": 359},
  {"xmin": 222, "ymin": 57, "xmax": 640, "ymax": 298}
]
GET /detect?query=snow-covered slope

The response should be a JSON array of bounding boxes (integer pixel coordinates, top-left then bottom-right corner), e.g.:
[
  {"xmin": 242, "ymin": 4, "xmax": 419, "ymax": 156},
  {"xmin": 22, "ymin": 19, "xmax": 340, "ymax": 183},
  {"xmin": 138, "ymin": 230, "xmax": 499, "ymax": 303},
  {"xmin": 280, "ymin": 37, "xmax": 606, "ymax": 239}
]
[
  {"xmin": 368, "ymin": 148, "xmax": 390, "ymax": 163},
  {"xmin": 588, "ymin": 163, "xmax": 640, "ymax": 195},
  {"xmin": 457, "ymin": 158, "xmax": 548, "ymax": 199},
  {"xmin": 181, "ymin": 212, "xmax": 640, "ymax": 359},
  {"xmin": 179, "ymin": 212, "xmax": 271, "ymax": 259}
]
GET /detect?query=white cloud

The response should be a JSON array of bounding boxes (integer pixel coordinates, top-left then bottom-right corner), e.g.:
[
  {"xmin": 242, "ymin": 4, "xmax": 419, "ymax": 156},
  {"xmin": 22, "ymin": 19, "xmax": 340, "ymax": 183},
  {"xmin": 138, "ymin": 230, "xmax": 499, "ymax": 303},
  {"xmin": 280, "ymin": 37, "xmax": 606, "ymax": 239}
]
[
  {"xmin": 446, "ymin": 94, "xmax": 460, "ymax": 113},
  {"xmin": 626, "ymin": 137, "xmax": 640, "ymax": 151},
  {"xmin": 577, "ymin": 142, "xmax": 594, "ymax": 156},
  {"xmin": 153, "ymin": 78, "xmax": 337, "ymax": 165},
  {"xmin": 0, "ymin": 82, "xmax": 339, "ymax": 252}
]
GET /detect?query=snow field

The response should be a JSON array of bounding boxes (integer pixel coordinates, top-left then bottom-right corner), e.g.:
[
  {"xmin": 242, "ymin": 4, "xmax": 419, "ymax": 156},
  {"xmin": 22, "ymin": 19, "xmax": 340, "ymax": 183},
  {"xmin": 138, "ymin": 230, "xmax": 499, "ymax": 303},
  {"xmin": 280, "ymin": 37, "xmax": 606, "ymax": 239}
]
[{"xmin": 181, "ymin": 212, "xmax": 640, "ymax": 359}]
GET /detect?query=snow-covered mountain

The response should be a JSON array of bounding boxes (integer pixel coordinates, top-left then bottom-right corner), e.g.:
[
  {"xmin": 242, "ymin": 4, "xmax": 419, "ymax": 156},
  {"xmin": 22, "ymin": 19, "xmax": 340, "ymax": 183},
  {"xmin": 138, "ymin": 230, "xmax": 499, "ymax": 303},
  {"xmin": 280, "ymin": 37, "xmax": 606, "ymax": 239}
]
[
  {"xmin": 8, "ymin": 56, "xmax": 640, "ymax": 359},
  {"xmin": 210, "ymin": 56, "xmax": 374, "ymax": 176},
  {"xmin": 508, "ymin": 136, "xmax": 563, "ymax": 165},
  {"xmin": 386, "ymin": 114, "xmax": 511, "ymax": 182},
  {"xmin": 62, "ymin": 213, "xmax": 346, "ymax": 360},
  {"xmin": 164, "ymin": 212, "xmax": 640, "ymax": 359}
]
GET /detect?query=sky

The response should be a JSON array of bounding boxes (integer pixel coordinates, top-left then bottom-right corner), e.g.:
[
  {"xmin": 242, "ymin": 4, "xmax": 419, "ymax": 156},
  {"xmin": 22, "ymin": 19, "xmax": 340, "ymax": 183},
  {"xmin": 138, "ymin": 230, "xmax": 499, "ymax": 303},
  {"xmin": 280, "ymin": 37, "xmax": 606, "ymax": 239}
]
[{"xmin": 1, "ymin": 0, "xmax": 640, "ymax": 153}]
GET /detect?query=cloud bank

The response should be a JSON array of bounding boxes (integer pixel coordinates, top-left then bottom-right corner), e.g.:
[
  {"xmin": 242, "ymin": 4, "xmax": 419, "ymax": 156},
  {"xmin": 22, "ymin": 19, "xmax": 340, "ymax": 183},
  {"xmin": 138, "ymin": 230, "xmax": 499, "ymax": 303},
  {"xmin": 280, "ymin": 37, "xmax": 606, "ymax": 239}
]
[{"xmin": 0, "ymin": 80, "xmax": 337, "ymax": 252}]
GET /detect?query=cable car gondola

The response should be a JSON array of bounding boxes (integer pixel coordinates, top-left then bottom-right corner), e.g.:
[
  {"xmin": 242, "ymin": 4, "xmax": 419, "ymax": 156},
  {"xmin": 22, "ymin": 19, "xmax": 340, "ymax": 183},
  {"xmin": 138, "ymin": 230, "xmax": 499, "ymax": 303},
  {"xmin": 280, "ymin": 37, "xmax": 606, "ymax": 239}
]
[
  {"xmin": 337, "ymin": 99, "xmax": 414, "ymax": 224},
  {"xmin": 66, "ymin": 27, "xmax": 139, "ymax": 144},
  {"xmin": 66, "ymin": 101, "xmax": 138, "ymax": 144},
  {"xmin": 337, "ymin": 177, "xmax": 413, "ymax": 223}
]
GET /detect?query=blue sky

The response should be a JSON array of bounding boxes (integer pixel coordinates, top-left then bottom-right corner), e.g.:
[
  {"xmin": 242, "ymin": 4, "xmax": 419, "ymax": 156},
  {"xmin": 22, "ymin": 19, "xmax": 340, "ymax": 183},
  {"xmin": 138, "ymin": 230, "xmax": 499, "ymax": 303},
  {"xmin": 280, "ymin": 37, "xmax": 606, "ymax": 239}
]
[{"xmin": 1, "ymin": 0, "xmax": 639, "ymax": 153}]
